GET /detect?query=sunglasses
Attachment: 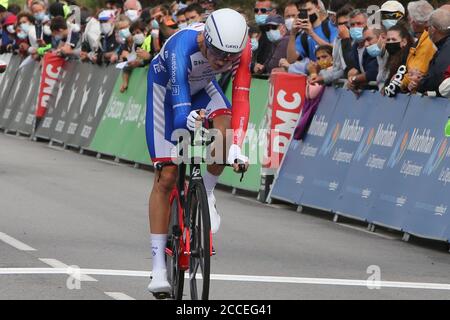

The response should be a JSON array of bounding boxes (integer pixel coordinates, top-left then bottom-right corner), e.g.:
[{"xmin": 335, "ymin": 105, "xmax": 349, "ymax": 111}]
[
  {"xmin": 254, "ymin": 7, "xmax": 271, "ymax": 14},
  {"xmin": 381, "ymin": 11, "xmax": 404, "ymax": 20},
  {"xmin": 206, "ymin": 41, "xmax": 241, "ymax": 61},
  {"xmin": 265, "ymin": 24, "xmax": 279, "ymax": 30}
]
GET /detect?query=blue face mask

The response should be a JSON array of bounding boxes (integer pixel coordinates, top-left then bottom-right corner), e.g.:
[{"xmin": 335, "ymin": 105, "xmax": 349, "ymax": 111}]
[
  {"xmin": 350, "ymin": 27, "xmax": 364, "ymax": 42},
  {"xmin": 20, "ymin": 23, "xmax": 31, "ymax": 34},
  {"xmin": 17, "ymin": 31, "xmax": 28, "ymax": 40},
  {"xmin": 54, "ymin": 34, "xmax": 64, "ymax": 42},
  {"xmin": 152, "ymin": 20, "xmax": 160, "ymax": 30},
  {"xmin": 366, "ymin": 43, "xmax": 382, "ymax": 57},
  {"xmin": 34, "ymin": 12, "xmax": 47, "ymax": 22},
  {"xmin": 266, "ymin": 29, "xmax": 282, "ymax": 42},
  {"xmin": 382, "ymin": 19, "xmax": 398, "ymax": 30},
  {"xmin": 255, "ymin": 14, "xmax": 268, "ymax": 25},
  {"xmin": 119, "ymin": 28, "xmax": 131, "ymax": 39},
  {"xmin": 251, "ymin": 38, "xmax": 259, "ymax": 51}
]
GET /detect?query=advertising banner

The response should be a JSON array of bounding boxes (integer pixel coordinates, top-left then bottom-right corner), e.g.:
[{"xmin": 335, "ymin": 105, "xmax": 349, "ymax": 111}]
[{"xmin": 269, "ymin": 87, "xmax": 341, "ymax": 204}]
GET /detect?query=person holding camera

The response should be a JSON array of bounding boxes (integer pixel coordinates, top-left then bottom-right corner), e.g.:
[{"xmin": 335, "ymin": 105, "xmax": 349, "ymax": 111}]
[{"xmin": 287, "ymin": 0, "xmax": 338, "ymax": 64}]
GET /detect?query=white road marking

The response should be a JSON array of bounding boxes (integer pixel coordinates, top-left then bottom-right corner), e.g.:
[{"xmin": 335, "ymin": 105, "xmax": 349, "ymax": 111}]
[
  {"xmin": 337, "ymin": 223, "xmax": 398, "ymax": 240},
  {"xmin": 1, "ymin": 268, "xmax": 450, "ymax": 291},
  {"xmin": 0, "ymin": 232, "xmax": 36, "ymax": 251},
  {"xmin": 104, "ymin": 292, "xmax": 136, "ymax": 300},
  {"xmin": 38, "ymin": 259, "xmax": 97, "ymax": 282}
]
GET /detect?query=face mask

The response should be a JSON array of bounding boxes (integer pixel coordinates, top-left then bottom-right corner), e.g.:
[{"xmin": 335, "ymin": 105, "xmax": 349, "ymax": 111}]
[
  {"xmin": 119, "ymin": 28, "xmax": 131, "ymax": 40},
  {"xmin": 385, "ymin": 42, "xmax": 402, "ymax": 55},
  {"xmin": 54, "ymin": 34, "xmax": 64, "ymax": 42},
  {"xmin": 6, "ymin": 25, "xmax": 15, "ymax": 34},
  {"xmin": 101, "ymin": 23, "xmax": 113, "ymax": 35},
  {"xmin": 251, "ymin": 38, "xmax": 259, "ymax": 51},
  {"xmin": 382, "ymin": 19, "xmax": 398, "ymax": 30},
  {"xmin": 350, "ymin": 27, "xmax": 364, "ymax": 42},
  {"xmin": 178, "ymin": 22, "xmax": 188, "ymax": 30},
  {"xmin": 125, "ymin": 10, "xmax": 139, "ymax": 22},
  {"xmin": 43, "ymin": 25, "xmax": 52, "ymax": 36},
  {"xmin": 285, "ymin": 18, "xmax": 294, "ymax": 32},
  {"xmin": 255, "ymin": 14, "xmax": 268, "ymax": 25},
  {"xmin": 20, "ymin": 23, "xmax": 31, "ymax": 34},
  {"xmin": 152, "ymin": 19, "xmax": 159, "ymax": 30},
  {"xmin": 34, "ymin": 12, "xmax": 46, "ymax": 22},
  {"xmin": 309, "ymin": 13, "xmax": 318, "ymax": 24},
  {"xmin": 366, "ymin": 43, "xmax": 382, "ymax": 57},
  {"xmin": 318, "ymin": 59, "xmax": 333, "ymax": 69},
  {"xmin": 266, "ymin": 29, "xmax": 282, "ymax": 42},
  {"xmin": 17, "ymin": 31, "xmax": 28, "ymax": 39},
  {"xmin": 133, "ymin": 33, "xmax": 145, "ymax": 45}
]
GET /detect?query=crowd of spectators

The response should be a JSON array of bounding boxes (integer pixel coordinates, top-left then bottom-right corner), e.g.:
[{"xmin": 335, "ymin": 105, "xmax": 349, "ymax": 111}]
[{"xmin": 0, "ymin": 0, "xmax": 449, "ymax": 98}]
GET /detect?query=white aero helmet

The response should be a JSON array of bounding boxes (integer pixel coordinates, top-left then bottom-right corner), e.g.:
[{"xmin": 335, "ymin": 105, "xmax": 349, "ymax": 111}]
[{"xmin": 204, "ymin": 8, "xmax": 248, "ymax": 55}]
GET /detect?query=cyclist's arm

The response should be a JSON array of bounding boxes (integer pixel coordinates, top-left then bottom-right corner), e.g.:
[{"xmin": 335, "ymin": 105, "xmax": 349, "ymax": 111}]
[{"xmin": 231, "ymin": 38, "xmax": 252, "ymax": 147}]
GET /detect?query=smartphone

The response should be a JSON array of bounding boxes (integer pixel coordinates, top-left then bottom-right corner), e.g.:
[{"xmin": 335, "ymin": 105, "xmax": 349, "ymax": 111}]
[{"xmin": 298, "ymin": 9, "xmax": 308, "ymax": 20}]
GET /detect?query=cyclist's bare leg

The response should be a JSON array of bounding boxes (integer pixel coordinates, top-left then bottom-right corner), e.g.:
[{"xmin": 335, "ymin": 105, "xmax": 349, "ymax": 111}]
[
  {"xmin": 148, "ymin": 166, "xmax": 177, "ymax": 294},
  {"xmin": 149, "ymin": 166, "xmax": 178, "ymax": 234}
]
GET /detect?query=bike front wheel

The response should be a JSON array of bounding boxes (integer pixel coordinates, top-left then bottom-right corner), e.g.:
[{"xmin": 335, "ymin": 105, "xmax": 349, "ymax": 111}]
[{"xmin": 187, "ymin": 181, "xmax": 211, "ymax": 300}]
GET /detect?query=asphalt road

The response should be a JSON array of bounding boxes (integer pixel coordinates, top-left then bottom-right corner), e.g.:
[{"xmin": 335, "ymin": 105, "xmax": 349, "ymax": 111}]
[{"xmin": 1, "ymin": 133, "xmax": 450, "ymax": 300}]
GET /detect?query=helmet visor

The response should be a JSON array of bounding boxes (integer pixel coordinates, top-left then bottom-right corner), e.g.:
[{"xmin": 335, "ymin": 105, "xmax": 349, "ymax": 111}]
[{"xmin": 205, "ymin": 40, "xmax": 242, "ymax": 61}]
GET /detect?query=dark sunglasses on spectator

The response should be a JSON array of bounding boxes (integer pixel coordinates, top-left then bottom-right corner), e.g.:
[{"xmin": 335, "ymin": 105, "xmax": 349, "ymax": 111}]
[
  {"xmin": 265, "ymin": 24, "xmax": 279, "ymax": 30},
  {"xmin": 338, "ymin": 22, "xmax": 350, "ymax": 28},
  {"xmin": 254, "ymin": 8, "xmax": 271, "ymax": 14},
  {"xmin": 381, "ymin": 11, "xmax": 404, "ymax": 20}
]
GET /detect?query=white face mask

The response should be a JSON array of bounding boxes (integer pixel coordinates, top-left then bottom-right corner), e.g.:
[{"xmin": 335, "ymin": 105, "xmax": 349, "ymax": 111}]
[
  {"xmin": 6, "ymin": 25, "xmax": 15, "ymax": 34},
  {"xmin": 125, "ymin": 10, "xmax": 139, "ymax": 22},
  {"xmin": 101, "ymin": 23, "xmax": 113, "ymax": 35},
  {"xmin": 178, "ymin": 22, "xmax": 188, "ymax": 30},
  {"xmin": 285, "ymin": 18, "xmax": 294, "ymax": 32},
  {"xmin": 68, "ymin": 22, "xmax": 80, "ymax": 33},
  {"xmin": 133, "ymin": 33, "xmax": 145, "ymax": 45},
  {"xmin": 43, "ymin": 25, "xmax": 52, "ymax": 36}
]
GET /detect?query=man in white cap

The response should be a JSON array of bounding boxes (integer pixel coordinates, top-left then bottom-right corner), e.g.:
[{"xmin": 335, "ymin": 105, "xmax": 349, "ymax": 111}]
[{"xmin": 380, "ymin": 0, "xmax": 405, "ymax": 30}]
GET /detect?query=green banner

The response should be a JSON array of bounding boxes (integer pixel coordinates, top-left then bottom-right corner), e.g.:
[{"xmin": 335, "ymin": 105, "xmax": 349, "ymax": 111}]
[
  {"xmin": 88, "ymin": 67, "xmax": 151, "ymax": 165},
  {"xmin": 217, "ymin": 78, "xmax": 269, "ymax": 192}
]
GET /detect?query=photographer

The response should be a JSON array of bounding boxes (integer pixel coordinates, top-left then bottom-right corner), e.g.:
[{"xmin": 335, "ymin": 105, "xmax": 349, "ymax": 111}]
[{"xmin": 287, "ymin": 0, "xmax": 338, "ymax": 63}]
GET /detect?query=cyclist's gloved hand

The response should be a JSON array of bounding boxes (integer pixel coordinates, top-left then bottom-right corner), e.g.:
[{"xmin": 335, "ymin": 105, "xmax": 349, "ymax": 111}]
[
  {"xmin": 187, "ymin": 110, "xmax": 205, "ymax": 132},
  {"xmin": 227, "ymin": 144, "xmax": 248, "ymax": 165}
]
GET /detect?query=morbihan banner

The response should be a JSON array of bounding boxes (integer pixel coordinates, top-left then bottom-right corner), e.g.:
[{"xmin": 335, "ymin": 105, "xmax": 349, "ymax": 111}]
[
  {"xmin": 333, "ymin": 92, "xmax": 410, "ymax": 221},
  {"xmin": 269, "ymin": 87, "xmax": 341, "ymax": 204}
]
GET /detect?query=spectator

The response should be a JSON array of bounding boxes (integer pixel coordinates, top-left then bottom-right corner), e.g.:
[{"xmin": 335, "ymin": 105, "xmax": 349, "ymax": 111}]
[
  {"xmin": 106, "ymin": 0, "xmax": 124, "ymax": 16},
  {"xmin": 115, "ymin": 14, "xmax": 132, "ymax": 56},
  {"xmin": 30, "ymin": 0, "xmax": 52, "ymax": 54},
  {"xmin": 327, "ymin": 0, "xmax": 347, "ymax": 25},
  {"xmin": 363, "ymin": 24, "xmax": 388, "ymax": 90},
  {"xmin": 50, "ymin": 15, "xmax": 80, "ymax": 59},
  {"xmin": 287, "ymin": 0, "xmax": 338, "ymax": 63},
  {"xmin": 0, "ymin": 5, "xmax": 8, "ymax": 24},
  {"xmin": 346, "ymin": 9, "xmax": 379, "ymax": 91},
  {"xmin": 254, "ymin": 0, "xmax": 277, "ymax": 70},
  {"xmin": 417, "ymin": 8, "xmax": 450, "ymax": 95},
  {"xmin": 403, "ymin": 0, "xmax": 436, "ymax": 93},
  {"xmin": 283, "ymin": 1, "xmax": 299, "ymax": 34},
  {"xmin": 254, "ymin": 15, "xmax": 289, "ymax": 75},
  {"xmin": 380, "ymin": 1, "xmax": 405, "ymax": 30},
  {"xmin": 120, "ymin": 20, "xmax": 152, "ymax": 93},
  {"xmin": 308, "ymin": 44, "xmax": 334, "ymax": 80},
  {"xmin": 310, "ymin": 4, "xmax": 354, "ymax": 85},
  {"xmin": 439, "ymin": 66, "xmax": 450, "ymax": 98},
  {"xmin": 175, "ymin": 8, "xmax": 188, "ymax": 30},
  {"xmin": 383, "ymin": 24, "xmax": 414, "ymax": 97},
  {"xmin": 199, "ymin": 0, "xmax": 217, "ymax": 19},
  {"xmin": 0, "ymin": 13, "xmax": 16, "ymax": 54},
  {"xmin": 124, "ymin": 0, "xmax": 142, "ymax": 23},
  {"xmin": 151, "ymin": 5, "xmax": 178, "ymax": 51},
  {"xmin": 7, "ymin": 3, "xmax": 21, "ymax": 16},
  {"xmin": 185, "ymin": 3, "xmax": 204, "ymax": 25},
  {"xmin": 17, "ymin": 12, "xmax": 38, "ymax": 53}
]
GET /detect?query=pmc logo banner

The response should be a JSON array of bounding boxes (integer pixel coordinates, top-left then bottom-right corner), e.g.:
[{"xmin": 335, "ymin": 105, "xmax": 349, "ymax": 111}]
[{"xmin": 36, "ymin": 52, "xmax": 65, "ymax": 119}]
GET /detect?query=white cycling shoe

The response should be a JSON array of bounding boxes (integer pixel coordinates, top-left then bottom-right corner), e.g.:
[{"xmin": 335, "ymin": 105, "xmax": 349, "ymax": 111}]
[
  {"xmin": 148, "ymin": 269, "xmax": 171, "ymax": 295},
  {"xmin": 208, "ymin": 193, "xmax": 221, "ymax": 234}
]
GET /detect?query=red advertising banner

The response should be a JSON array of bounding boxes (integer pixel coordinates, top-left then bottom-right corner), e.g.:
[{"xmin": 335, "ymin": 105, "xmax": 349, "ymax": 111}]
[
  {"xmin": 36, "ymin": 52, "xmax": 65, "ymax": 118},
  {"xmin": 263, "ymin": 71, "xmax": 307, "ymax": 172}
]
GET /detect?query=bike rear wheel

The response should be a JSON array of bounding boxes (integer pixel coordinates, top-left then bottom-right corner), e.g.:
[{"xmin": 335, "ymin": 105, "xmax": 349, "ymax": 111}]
[
  {"xmin": 167, "ymin": 193, "xmax": 185, "ymax": 300},
  {"xmin": 187, "ymin": 182, "xmax": 211, "ymax": 300}
]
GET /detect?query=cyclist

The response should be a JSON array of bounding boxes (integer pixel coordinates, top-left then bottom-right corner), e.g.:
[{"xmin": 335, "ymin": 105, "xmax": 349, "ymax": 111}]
[{"xmin": 146, "ymin": 8, "xmax": 251, "ymax": 295}]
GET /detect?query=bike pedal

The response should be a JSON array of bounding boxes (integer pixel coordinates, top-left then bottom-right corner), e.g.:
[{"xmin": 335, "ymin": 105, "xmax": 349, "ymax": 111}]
[{"xmin": 153, "ymin": 292, "xmax": 171, "ymax": 300}]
